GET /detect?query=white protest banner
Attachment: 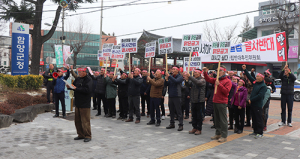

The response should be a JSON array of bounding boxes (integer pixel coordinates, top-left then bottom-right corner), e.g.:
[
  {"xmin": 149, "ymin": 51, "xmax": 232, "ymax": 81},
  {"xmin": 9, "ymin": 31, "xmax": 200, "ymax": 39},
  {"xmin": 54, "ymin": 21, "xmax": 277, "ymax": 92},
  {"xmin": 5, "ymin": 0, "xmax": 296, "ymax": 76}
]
[
  {"xmin": 97, "ymin": 50, "xmax": 106, "ymax": 60},
  {"xmin": 183, "ymin": 56, "xmax": 202, "ymax": 72},
  {"xmin": 210, "ymin": 41, "xmax": 231, "ymax": 61},
  {"xmin": 111, "ymin": 45, "xmax": 124, "ymax": 59},
  {"xmin": 158, "ymin": 37, "xmax": 173, "ymax": 54},
  {"xmin": 121, "ymin": 38, "xmax": 137, "ymax": 53},
  {"xmin": 181, "ymin": 34, "xmax": 202, "ymax": 52},
  {"xmin": 230, "ymin": 32, "xmax": 287, "ymax": 62},
  {"xmin": 145, "ymin": 41, "xmax": 156, "ymax": 58},
  {"xmin": 102, "ymin": 43, "xmax": 114, "ymax": 57},
  {"xmin": 192, "ymin": 41, "xmax": 212, "ymax": 57}
]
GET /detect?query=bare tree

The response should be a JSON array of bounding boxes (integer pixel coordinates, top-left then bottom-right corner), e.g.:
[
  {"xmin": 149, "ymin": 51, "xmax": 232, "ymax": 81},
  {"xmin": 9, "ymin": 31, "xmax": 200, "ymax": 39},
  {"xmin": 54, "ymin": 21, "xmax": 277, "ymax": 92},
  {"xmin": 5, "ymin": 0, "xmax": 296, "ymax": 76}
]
[
  {"xmin": 240, "ymin": 15, "xmax": 252, "ymax": 42},
  {"xmin": 65, "ymin": 17, "xmax": 92, "ymax": 68},
  {"xmin": 203, "ymin": 21, "xmax": 239, "ymax": 44}
]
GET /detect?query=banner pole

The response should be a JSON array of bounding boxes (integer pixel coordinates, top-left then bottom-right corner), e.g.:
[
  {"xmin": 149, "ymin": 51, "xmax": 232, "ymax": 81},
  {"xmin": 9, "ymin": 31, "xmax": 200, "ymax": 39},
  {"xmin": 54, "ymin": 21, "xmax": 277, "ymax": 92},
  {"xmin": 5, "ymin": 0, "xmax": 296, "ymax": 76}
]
[
  {"xmin": 105, "ymin": 56, "xmax": 108, "ymax": 74},
  {"xmin": 165, "ymin": 53, "xmax": 168, "ymax": 72},
  {"xmin": 188, "ymin": 52, "xmax": 192, "ymax": 73},
  {"xmin": 148, "ymin": 57, "xmax": 151, "ymax": 73},
  {"xmin": 114, "ymin": 60, "xmax": 117, "ymax": 76},
  {"xmin": 192, "ymin": 71, "xmax": 194, "ymax": 77},
  {"xmin": 214, "ymin": 60, "xmax": 221, "ymax": 94},
  {"xmin": 129, "ymin": 53, "xmax": 131, "ymax": 73}
]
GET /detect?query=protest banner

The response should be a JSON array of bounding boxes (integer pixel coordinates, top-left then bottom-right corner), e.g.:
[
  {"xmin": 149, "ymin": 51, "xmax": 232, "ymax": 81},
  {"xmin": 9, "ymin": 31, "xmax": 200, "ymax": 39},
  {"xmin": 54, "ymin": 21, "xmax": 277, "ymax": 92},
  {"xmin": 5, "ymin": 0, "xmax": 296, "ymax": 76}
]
[
  {"xmin": 145, "ymin": 41, "xmax": 156, "ymax": 73},
  {"xmin": 229, "ymin": 32, "xmax": 287, "ymax": 62},
  {"xmin": 192, "ymin": 41, "xmax": 212, "ymax": 57},
  {"xmin": 145, "ymin": 41, "xmax": 156, "ymax": 58},
  {"xmin": 97, "ymin": 50, "xmax": 106, "ymax": 61},
  {"xmin": 121, "ymin": 38, "xmax": 137, "ymax": 53},
  {"xmin": 181, "ymin": 34, "xmax": 202, "ymax": 52},
  {"xmin": 210, "ymin": 41, "xmax": 231, "ymax": 61},
  {"xmin": 183, "ymin": 56, "xmax": 202, "ymax": 72},
  {"xmin": 111, "ymin": 45, "xmax": 124, "ymax": 59},
  {"xmin": 54, "ymin": 45, "xmax": 64, "ymax": 67},
  {"xmin": 158, "ymin": 37, "xmax": 173, "ymax": 71},
  {"xmin": 102, "ymin": 43, "xmax": 114, "ymax": 57}
]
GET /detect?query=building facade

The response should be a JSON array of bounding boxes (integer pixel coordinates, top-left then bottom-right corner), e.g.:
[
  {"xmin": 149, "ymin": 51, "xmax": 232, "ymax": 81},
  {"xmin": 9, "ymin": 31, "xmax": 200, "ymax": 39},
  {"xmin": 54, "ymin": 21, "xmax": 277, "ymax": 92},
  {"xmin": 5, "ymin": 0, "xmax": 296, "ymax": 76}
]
[{"xmin": 0, "ymin": 36, "xmax": 11, "ymax": 73}]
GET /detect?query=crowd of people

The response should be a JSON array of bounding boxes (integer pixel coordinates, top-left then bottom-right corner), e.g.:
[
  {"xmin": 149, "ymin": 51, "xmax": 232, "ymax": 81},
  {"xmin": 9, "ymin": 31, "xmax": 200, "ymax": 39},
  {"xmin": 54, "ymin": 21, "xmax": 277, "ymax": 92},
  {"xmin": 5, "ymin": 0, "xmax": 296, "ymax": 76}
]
[{"xmin": 43, "ymin": 64, "xmax": 297, "ymax": 143}]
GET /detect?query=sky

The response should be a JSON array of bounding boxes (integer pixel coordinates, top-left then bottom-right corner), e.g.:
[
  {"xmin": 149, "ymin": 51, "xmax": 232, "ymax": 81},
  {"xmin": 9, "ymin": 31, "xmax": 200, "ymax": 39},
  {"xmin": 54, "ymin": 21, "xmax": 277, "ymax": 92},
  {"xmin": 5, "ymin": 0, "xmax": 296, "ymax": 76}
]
[{"xmin": 3, "ymin": 0, "xmax": 291, "ymax": 43}]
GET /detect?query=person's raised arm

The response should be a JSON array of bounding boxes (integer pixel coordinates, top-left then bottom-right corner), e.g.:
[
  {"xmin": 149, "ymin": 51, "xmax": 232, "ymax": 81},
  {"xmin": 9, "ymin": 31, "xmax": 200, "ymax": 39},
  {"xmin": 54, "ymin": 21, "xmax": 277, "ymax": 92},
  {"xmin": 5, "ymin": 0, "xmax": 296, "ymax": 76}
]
[{"xmin": 242, "ymin": 65, "xmax": 255, "ymax": 83}]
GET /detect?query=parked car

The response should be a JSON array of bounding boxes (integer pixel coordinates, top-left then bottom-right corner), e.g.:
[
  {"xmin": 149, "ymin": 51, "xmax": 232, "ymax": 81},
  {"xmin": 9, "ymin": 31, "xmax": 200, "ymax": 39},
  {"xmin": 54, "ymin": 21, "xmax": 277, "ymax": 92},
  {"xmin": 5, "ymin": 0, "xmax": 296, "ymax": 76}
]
[{"xmin": 271, "ymin": 79, "xmax": 300, "ymax": 101}]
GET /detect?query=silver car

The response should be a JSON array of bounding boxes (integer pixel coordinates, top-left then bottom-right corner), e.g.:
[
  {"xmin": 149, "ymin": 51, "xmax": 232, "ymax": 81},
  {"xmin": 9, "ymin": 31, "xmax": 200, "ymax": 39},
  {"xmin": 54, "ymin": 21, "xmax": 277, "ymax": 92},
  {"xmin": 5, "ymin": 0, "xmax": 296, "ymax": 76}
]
[{"xmin": 271, "ymin": 79, "xmax": 300, "ymax": 101}]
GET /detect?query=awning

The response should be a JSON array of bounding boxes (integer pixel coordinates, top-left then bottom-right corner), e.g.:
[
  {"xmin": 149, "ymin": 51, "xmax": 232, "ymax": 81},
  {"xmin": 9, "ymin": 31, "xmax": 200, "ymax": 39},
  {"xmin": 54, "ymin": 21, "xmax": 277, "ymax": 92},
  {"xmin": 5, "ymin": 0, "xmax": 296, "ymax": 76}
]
[{"xmin": 238, "ymin": 27, "xmax": 257, "ymax": 40}]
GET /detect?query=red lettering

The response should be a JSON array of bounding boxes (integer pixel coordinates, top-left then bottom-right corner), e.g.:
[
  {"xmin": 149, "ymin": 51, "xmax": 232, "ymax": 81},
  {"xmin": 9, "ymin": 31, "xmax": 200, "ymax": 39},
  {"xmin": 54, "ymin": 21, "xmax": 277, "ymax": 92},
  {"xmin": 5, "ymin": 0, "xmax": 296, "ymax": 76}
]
[{"xmin": 245, "ymin": 41, "xmax": 252, "ymax": 52}]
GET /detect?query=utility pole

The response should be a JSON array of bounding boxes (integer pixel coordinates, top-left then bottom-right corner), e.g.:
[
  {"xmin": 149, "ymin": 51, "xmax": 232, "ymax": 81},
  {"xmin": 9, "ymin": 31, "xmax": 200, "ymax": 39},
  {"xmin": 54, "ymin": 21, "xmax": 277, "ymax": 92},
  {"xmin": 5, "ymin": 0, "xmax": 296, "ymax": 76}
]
[
  {"xmin": 99, "ymin": 0, "xmax": 103, "ymax": 70},
  {"xmin": 62, "ymin": 8, "xmax": 65, "ymax": 68}
]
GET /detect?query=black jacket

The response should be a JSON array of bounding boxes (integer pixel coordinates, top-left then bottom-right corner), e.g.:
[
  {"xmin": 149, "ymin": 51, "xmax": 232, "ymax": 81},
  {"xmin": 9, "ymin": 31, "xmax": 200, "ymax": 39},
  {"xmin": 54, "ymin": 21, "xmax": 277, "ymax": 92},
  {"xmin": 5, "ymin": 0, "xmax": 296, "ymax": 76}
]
[
  {"xmin": 140, "ymin": 76, "xmax": 151, "ymax": 95},
  {"xmin": 90, "ymin": 74, "xmax": 106, "ymax": 94},
  {"xmin": 43, "ymin": 69, "xmax": 56, "ymax": 85},
  {"xmin": 181, "ymin": 80, "xmax": 192, "ymax": 98},
  {"xmin": 71, "ymin": 75, "xmax": 93, "ymax": 108},
  {"xmin": 114, "ymin": 78, "xmax": 128, "ymax": 98},
  {"xmin": 279, "ymin": 70, "xmax": 296, "ymax": 95},
  {"xmin": 116, "ymin": 75, "xmax": 143, "ymax": 96}
]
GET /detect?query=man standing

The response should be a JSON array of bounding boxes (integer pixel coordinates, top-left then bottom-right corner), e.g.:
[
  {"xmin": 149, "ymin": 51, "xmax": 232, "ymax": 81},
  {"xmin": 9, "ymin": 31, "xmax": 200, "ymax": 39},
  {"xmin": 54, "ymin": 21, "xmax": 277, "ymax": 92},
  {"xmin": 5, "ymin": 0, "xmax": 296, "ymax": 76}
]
[
  {"xmin": 117, "ymin": 68, "xmax": 143, "ymax": 123},
  {"xmin": 113, "ymin": 72, "xmax": 128, "ymax": 120},
  {"xmin": 53, "ymin": 66, "xmax": 70, "ymax": 118},
  {"xmin": 278, "ymin": 65, "xmax": 296, "ymax": 127},
  {"xmin": 203, "ymin": 66, "xmax": 232, "ymax": 142},
  {"xmin": 68, "ymin": 67, "xmax": 93, "ymax": 142},
  {"xmin": 105, "ymin": 72, "xmax": 117, "ymax": 118},
  {"xmin": 146, "ymin": 70, "xmax": 165, "ymax": 126},
  {"xmin": 185, "ymin": 69, "xmax": 206, "ymax": 135},
  {"xmin": 243, "ymin": 64, "xmax": 267, "ymax": 138},
  {"xmin": 43, "ymin": 64, "xmax": 55, "ymax": 104},
  {"xmin": 140, "ymin": 70, "xmax": 151, "ymax": 117},
  {"xmin": 165, "ymin": 66, "xmax": 184, "ymax": 131},
  {"xmin": 90, "ymin": 68, "xmax": 107, "ymax": 116}
]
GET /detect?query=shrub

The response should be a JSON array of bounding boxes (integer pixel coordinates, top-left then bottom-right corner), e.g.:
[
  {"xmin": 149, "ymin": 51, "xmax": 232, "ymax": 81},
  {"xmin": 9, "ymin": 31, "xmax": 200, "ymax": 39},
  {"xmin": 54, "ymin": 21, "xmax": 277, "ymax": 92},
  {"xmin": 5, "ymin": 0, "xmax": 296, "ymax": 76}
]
[
  {"xmin": 6, "ymin": 93, "xmax": 33, "ymax": 109},
  {"xmin": 0, "ymin": 103, "xmax": 16, "ymax": 115},
  {"xmin": 0, "ymin": 74, "xmax": 43, "ymax": 90},
  {"xmin": 32, "ymin": 95, "xmax": 47, "ymax": 105}
]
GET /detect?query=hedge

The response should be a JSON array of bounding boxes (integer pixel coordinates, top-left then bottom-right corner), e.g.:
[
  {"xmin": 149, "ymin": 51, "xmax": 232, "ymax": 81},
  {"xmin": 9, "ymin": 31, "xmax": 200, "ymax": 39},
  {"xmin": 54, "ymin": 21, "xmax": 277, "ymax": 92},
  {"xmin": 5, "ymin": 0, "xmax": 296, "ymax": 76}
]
[{"xmin": 0, "ymin": 74, "xmax": 43, "ymax": 90}]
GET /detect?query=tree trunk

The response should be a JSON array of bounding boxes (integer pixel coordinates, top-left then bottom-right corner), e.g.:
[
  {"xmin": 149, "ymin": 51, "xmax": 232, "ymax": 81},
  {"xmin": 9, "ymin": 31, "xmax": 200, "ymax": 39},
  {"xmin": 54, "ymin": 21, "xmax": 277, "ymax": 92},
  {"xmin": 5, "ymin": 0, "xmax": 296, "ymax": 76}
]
[
  {"xmin": 73, "ymin": 52, "xmax": 78, "ymax": 68},
  {"xmin": 30, "ymin": 0, "xmax": 44, "ymax": 75}
]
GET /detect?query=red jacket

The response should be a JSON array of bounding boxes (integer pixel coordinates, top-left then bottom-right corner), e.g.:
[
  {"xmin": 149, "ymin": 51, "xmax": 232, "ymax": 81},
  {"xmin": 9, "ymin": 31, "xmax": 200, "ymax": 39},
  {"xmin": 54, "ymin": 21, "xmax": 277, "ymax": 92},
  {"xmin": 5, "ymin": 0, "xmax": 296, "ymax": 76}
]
[{"xmin": 204, "ymin": 72, "xmax": 232, "ymax": 104}]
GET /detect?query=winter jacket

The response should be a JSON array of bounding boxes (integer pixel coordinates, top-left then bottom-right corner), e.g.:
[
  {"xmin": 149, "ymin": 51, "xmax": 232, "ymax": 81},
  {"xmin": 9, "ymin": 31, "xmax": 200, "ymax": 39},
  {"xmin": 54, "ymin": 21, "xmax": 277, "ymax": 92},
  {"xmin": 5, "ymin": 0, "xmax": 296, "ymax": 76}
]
[
  {"xmin": 114, "ymin": 78, "xmax": 128, "ymax": 98},
  {"xmin": 162, "ymin": 82, "xmax": 167, "ymax": 97},
  {"xmin": 263, "ymin": 86, "xmax": 272, "ymax": 107},
  {"xmin": 71, "ymin": 75, "xmax": 93, "ymax": 108},
  {"xmin": 181, "ymin": 80, "xmax": 192, "ymax": 98},
  {"xmin": 165, "ymin": 74, "xmax": 183, "ymax": 98},
  {"xmin": 70, "ymin": 69, "xmax": 78, "ymax": 78},
  {"xmin": 140, "ymin": 76, "xmax": 151, "ymax": 95},
  {"xmin": 189, "ymin": 76, "xmax": 206, "ymax": 103},
  {"xmin": 43, "ymin": 69, "xmax": 55, "ymax": 83},
  {"xmin": 148, "ymin": 77, "xmax": 164, "ymax": 98},
  {"xmin": 244, "ymin": 69, "xmax": 267, "ymax": 108},
  {"xmin": 205, "ymin": 82, "xmax": 214, "ymax": 116},
  {"xmin": 251, "ymin": 72, "xmax": 256, "ymax": 79},
  {"xmin": 279, "ymin": 70, "xmax": 296, "ymax": 95},
  {"xmin": 228, "ymin": 81, "xmax": 237, "ymax": 106},
  {"xmin": 204, "ymin": 72, "xmax": 232, "ymax": 104},
  {"xmin": 105, "ymin": 77, "xmax": 117, "ymax": 99},
  {"xmin": 90, "ymin": 74, "xmax": 106, "ymax": 94},
  {"xmin": 53, "ymin": 70, "xmax": 70, "ymax": 93},
  {"xmin": 231, "ymin": 86, "xmax": 248, "ymax": 108},
  {"xmin": 116, "ymin": 75, "xmax": 143, "ymax": 96}
]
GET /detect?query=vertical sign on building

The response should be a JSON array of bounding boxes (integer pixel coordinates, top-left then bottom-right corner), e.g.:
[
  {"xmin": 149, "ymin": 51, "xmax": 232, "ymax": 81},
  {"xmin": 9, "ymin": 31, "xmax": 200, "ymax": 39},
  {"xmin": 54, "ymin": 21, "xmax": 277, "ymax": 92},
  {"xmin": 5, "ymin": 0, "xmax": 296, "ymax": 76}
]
[{"xmin": 11, "ymin": 23, "xmax": 29, "ymax": 75}]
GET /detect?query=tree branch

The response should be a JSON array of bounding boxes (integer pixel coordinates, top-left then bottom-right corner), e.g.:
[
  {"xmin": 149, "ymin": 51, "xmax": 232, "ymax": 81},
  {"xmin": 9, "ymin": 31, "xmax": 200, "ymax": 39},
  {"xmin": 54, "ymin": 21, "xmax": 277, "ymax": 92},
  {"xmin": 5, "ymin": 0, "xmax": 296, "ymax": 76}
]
[{"xmin": 41, "ymin": 6, "xmax": 62, "ymax": 43}]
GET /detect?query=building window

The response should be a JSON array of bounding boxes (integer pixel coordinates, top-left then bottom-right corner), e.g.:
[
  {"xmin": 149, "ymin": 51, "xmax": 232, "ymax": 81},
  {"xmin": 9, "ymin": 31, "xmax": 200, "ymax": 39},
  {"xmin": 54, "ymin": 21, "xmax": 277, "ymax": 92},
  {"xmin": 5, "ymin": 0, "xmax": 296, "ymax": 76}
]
[
  {"xmin": 262, "ymin": 5, "xmax": 278, "ymax": 15},
  {"xmin": 262, "ymin": 30, "xmax": 274, "ymax": 36},
  {"xmin": 4, "ymin": 61, "xmax": 6, "ymax": 66}
]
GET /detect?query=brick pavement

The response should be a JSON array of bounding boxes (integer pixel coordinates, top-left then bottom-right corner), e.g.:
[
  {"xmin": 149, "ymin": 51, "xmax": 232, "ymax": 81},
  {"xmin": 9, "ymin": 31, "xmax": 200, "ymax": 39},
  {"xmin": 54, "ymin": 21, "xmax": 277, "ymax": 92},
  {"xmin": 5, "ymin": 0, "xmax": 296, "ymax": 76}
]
[{"xmin": 0, "ymin": 99, "xmax": 300, "ymax": 159}]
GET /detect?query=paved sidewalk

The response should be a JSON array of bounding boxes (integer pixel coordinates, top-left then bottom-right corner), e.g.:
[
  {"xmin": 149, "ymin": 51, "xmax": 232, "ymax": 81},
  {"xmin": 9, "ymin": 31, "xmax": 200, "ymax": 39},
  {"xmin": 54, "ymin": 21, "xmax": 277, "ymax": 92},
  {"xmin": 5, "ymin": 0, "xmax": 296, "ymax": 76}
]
[{"xmin": 1, "ymin": 99, "xmax": 300, "ymax": 159}]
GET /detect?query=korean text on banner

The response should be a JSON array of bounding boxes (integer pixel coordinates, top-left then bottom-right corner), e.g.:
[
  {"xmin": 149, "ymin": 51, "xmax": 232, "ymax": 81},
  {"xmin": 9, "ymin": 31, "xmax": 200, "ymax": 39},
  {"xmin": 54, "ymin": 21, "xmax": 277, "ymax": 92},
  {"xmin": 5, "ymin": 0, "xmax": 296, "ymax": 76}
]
[
  {"xmin": 181, "ymin": 34, "xmax": 202, "ymax": 52},
  {"xmin": 230, "ymin": 32, "xmax": 287, "ymax": 62},
  {"xmin": 145, "ymin": 41, "xmax": 156, "ymax": 58},
  {"xmin": 98, "ymin": 50, "xmax": 106, "ymax": 60},
  {"xmin": 55, "ymin": 45, "xmax": 64, "ymax": 67},
  {"xmin": 210, "ymin": 41, "xmax": 231, "ymax": 61},
  {"xmin": 62, "ymin": 45, "xmax": 71, "ymax": 67},
  {"xmin": 158, "ymin": 37, "xmax": 173, "ymax": 54},
  {"xmin": 11, "ymin": 23, "xmax": 29, "ymax": 75},
  {"xmin": 183, "ymin": 57, "xmax": 202, "ymax": 72},
  {"xmin": 289, "ymin": 46, "xmax": 298, "ymax": 59},
  {"xmin": 102, "ymin": 43, "xmax": 114, "ymax": 57},
  {"xmin": 192, "ymin": 41, "xmax": 212, "ymax": 57},
  {"xmin": 121, "ymin": 38, "xmax": 137, "ymax": 53},
  {"xmin": 111, "ymin": 45, "xmax": 124, "ymax": 59}
]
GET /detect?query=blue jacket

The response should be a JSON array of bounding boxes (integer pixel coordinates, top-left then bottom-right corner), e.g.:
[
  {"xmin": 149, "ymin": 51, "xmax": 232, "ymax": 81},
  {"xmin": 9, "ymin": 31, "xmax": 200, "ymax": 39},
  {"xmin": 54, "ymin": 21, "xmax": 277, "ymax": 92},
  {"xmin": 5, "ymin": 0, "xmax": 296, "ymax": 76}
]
[
  {"xmin": 165, "ymin": 73, "xmax": 183, "ymax": 98},
  {"xmin": 53, "ymin": 70, "xmax": 70, "ymax": 93},
  {"xmin": 140, "ymin": 76, "xmax": 151, "ymax": 95}
]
